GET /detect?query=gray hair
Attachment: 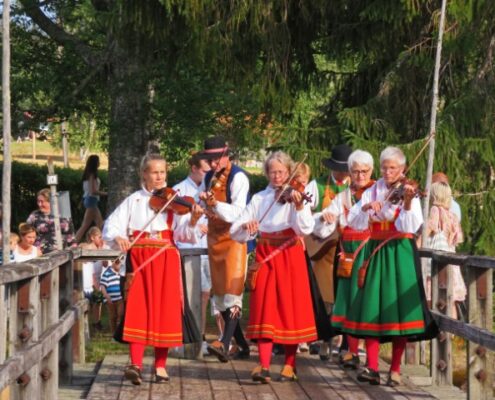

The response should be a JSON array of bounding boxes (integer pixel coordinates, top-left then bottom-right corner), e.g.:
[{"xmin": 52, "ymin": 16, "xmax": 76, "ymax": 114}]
[
  {"xmin": 380, "ymin": 146, "xmax": 406, "ymax": 166},
  {"xmin": 348, "ymin": 150, "xmax": 374, "ymax": 171},
  {"xmin": 140, "ymin": 153, "xmax": 166, "ymax": 177},
  {"xmin": 264, "ymin": 151, "xmax": 293, "ymax": 177}
]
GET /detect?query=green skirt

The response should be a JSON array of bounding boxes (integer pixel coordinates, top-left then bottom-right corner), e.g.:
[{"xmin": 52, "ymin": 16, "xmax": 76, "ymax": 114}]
[{"xmin": 342, "ymin": 237, "xmax": 437, "ymax": 342}]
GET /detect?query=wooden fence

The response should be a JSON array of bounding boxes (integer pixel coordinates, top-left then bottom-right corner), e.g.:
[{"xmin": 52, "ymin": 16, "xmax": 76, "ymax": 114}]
[{"xmin": 0, "ymin": 247, "xmax": 492, "ymax": 399}]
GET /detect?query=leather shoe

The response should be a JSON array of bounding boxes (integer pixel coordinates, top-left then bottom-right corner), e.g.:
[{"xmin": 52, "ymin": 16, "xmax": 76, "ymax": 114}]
[
  {"xmin": 278, "ymin": 365, "xmax": 298, "ymax": 382},
  {"xmin": 207, "ymin": 340, "xmax": 229, "ymax": 363},
  {"xmin": 357, "ymin": 367, "xmax": 380, "ymax": 385},
  {"xmin": 124, "ymin": 364, "xmax": 142, "ymax": 386},
  {"xmin": 251, "ymin": 365, "xmax": 271, "ymax": 384}
]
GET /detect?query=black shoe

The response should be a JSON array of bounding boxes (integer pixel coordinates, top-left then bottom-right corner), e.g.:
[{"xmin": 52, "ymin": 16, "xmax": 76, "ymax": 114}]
[
  {"xmin": 124, "ymin": 365, "xmax": 142, "ymax": 385},
  {"xmin": 309, "ymin": 343, "xmax": 319, "ymax": 355},
  {"xmin": 232, "ymin": 348, "xmax": 250, "ymax": 360},
  {"xmin": 251, "ymin": 366, "xmax": 271, "ymax": 384},
  {"xmin": 155, "ymin": 370, "xmax": 170, "ymax": 383},
  {"xmin": 207, "ymin": 341, "xmax": 230, "ymax": 363},
  {"xmin": 357, "ymin": 368, "xmax": 380, "ymax": 385},
  {"xmin": 342, "ymin": 354, "xmax": 360, "ymax": 370}
]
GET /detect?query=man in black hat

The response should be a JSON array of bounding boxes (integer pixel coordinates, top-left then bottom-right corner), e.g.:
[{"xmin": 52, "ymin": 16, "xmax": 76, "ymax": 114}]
[
  {"xmin": 198, "ymin": 135, "xmax": 251, "ymax": 362},
  {"xmin": 305, "ymin": 143, "xmax": 352, "ymax": 360}
]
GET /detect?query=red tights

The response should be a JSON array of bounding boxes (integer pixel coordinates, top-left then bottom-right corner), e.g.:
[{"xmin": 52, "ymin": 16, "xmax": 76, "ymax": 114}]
[
  {"xmin": 257, "ymin": 340, "xmax": 298, "ymax": 369},
  {"xmin": 129, "ymin": 343, "xmax": 169, "ymax": 369},
  {"xmin": 347, "ymin": 335, "xmax": 359, "ymax": 355},
  {"xmin": 365, "ymin": 337, "xmax": 407, "ymax": 373}
]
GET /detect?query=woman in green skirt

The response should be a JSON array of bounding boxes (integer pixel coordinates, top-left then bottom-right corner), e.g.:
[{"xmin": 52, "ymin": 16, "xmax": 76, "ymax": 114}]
[
  {"xmin": 313, "ymin": 150, "xmax": 375, "ymax": 370},
  {"xmin": 345, "ymin": 146, "xmax": 437, "ymax": 386}
]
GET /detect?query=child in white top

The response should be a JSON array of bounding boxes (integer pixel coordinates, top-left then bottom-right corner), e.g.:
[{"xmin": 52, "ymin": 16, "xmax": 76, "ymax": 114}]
[{"xmin": 13, "ymin": 223, "xmax": 41, "ymax": 262}]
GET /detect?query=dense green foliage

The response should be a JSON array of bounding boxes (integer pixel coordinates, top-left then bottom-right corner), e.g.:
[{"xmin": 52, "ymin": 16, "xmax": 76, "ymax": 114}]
[
  {"xmin": 4, "ymin": 0, "xmax": 495, "ymax": 254},
  {"xmin": 1, "ymin": 162, "xmax": 268, "ymax": 231}
]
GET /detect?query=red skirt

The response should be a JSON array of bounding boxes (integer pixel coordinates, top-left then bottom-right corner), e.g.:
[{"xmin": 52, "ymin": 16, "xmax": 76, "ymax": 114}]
[
  {"xmin": 123, "ymin": 233, "xmax": 183, "ymax": 347},
  {"xmin": 246, "ymin": 237, "xmax": 317, "ymax": 344}
]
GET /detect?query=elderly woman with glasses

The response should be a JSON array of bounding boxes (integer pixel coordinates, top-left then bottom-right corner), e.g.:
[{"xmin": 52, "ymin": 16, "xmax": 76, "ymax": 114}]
[
  {"xmin": 343, "ymin": 146, "xmax": 437, "ymax": 387},
  {"xmin": 312, "ymin": 150, "xmax": 375, "ymax": 370}
]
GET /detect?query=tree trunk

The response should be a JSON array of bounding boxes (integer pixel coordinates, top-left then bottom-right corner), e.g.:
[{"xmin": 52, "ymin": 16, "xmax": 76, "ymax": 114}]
[{"xmin": 106, "ymin": 44, "xmax": 152, "ymax": 212}]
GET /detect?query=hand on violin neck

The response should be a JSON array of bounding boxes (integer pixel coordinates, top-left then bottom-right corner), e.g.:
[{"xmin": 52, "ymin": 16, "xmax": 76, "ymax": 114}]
[
  {"xmin": 200, "ymin": 191, "xmax": 218, "ymax": 208},
  {"xmin": 290, "ymin": 190, "xmax": 304, "ymax": 210},
  {"xmin": 242, "ymin": 220, "xmax": 259, "ymax": 235},
  {"xmin": 189, "ymin": 204, "xmax": 204, "ymax": 227}
]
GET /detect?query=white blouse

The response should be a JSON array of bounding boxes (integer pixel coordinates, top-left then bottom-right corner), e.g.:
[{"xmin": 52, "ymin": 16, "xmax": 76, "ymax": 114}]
[
  {"xmin": 199, "ymin": 170, "xmax": 250, "ymax": 223},
  {"xmin": 347, "ymin": 178, "xmax": 423, "ymax": 233},
  {"xmin": 229, "ymin": 186, "xmax": 315, "ymax": 242},
  {"xmin": 102, "ymin": 187, "xmax": 198, "ymax": 245},
  {"xmin": 312, "ymin": 189, "xmax": 353, "ymax": 239}
]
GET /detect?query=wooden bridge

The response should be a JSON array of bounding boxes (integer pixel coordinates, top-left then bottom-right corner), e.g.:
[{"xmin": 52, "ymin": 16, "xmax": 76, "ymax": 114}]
[{"xmin": 0, "ymin": 248, "xmax": 493, "ymax": 399}]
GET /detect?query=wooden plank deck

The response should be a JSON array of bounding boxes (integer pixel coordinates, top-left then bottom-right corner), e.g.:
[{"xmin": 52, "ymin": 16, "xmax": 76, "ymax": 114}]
[{"xmin": 84, "ymin": 352, "xmax": 467, "ymax": 400}]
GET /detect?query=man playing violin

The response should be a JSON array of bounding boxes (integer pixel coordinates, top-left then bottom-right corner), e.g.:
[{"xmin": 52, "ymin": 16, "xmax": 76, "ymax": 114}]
[
  {"xmin": 305, "ymin": 143, "xmax": 352, "ymax": 360},
  {"xmin": 345, "ymin": 146, "xmax": 438, "ymax": 386},
  {"xmin": 197, "ymin": 136, "xmax": 251, "ymax": 362},
  {"xmin": 173, "ymin": 153, "xmax": 225, "ymax": 355},
  {"xmin": 102, "ymin": 154, "xmax": 202, "ymax": 385}
]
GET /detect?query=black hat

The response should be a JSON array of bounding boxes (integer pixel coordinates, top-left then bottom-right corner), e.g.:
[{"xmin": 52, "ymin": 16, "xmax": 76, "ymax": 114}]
[
  {"xmin": 198, "ymin": 135, "xmax": 229, "ymax": 160},
  {"xmin": 322, "ymin": 144, "xmax": 352, "ymax": 171}
]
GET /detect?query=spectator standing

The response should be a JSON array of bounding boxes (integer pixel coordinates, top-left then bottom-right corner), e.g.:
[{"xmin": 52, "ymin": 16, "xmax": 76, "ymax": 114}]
[
  {"xmin": 13, "ymin": 223, "xmax": 41, "ymax": 262},
  {"xmin": 75, "ymin": 155, "xmax": 107, "ymax": 242},
  {"xmin": 100, "ymin": 259, "xmax": 124, "ymax": 334},
  {"xmin": 80, "ymin": 226, "xmax": 107, "ymax": 330},
  {"xmin": 27, "ymin": 188, "xmax": 76, "ymax": 254}
]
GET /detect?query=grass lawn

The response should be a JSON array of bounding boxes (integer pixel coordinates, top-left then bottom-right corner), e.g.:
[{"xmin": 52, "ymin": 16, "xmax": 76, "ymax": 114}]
[{"xmin": 2, "ymin": 140, "xmax": 108, "ymax": 169}]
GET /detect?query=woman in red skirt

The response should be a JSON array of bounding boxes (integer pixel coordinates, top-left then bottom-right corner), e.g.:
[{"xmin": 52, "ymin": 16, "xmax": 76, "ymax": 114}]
[
  {"xmin": 230, "ymin": 151, "xmax": 317, "ymax": 383},
  {"xmin": 103, "ymin": 154, "xmax": 202, "ymax": 385}
]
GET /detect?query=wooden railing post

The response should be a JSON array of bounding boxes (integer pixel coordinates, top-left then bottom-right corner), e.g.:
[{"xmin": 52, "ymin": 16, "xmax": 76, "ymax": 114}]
[
  {"xmin": 431, "ymin": 259, "xmax": 453, "ymax": 385},
  {"xmin": 41, "ymin": 269, "xmax": 59, "ymax": 400},
  {"xmin": 72, "ymin": 257, "xmax": 86, "ymax": 363},
  {"xmin": 467, "ymin": 265, "xmax": 493, "ymax": 400},
  {"xmin": 59, "ymin": 260, "xmax": 74, "ymax": 384}
]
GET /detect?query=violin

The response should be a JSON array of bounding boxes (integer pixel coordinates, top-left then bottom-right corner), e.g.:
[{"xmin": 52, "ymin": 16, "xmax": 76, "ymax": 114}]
[
  {"xmin": 387, "ymin": 177, "xmax": 426, "ymax": 204},
  {"xmin": 275, "ymin": 178, "xmax": 313, "ymax": 204},
  {"xmin": 149, "ymin": 187, "xmax": 197, "ymax": 215}
]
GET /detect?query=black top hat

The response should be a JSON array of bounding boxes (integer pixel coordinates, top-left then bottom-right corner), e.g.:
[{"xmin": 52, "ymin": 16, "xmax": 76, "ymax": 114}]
[
  {"xmin": 322, "ymin": 144, "xmax": 353, "ymax": 171},
  {"xmin": 198, "ymin": 135, "xmax": 229, "ymax": 160}
]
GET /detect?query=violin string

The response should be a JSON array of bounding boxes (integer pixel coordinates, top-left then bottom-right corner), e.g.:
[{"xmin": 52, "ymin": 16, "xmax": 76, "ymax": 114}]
[{"xmin": 112, "ymin": 190, "xmax": 179, "ymax": 264}]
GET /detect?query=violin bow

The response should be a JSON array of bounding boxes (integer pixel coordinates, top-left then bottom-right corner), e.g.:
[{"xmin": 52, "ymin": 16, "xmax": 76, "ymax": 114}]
[
  {"xmin": 112, "ymin": 190, "xmax": 179, "ymax": 264},
  {"xmin": 258, "ymin": 153, "xmax": 308, "ymax": 225}
]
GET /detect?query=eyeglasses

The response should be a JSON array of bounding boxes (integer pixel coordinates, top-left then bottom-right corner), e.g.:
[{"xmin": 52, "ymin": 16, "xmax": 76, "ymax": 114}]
[{"xmin": 351, "ymin": 169, "xmax": 371, "ymax": 176}]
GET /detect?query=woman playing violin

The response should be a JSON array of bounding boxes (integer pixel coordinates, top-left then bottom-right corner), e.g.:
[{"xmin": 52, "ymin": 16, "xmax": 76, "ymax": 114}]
[
  {"xmin": 313, "ymin": 150, "xmax": 375, "ymax": 369},
  {"xmin": 102, "ymin": 154, "xmax": 202, "ymax": 385},
  {"xmin": 230, "ymin": 151, "xmax": 317, "ymax": 383},
  {"xmin": 345, "ymin": 147, "xmax": 437, "ymax": 386}
]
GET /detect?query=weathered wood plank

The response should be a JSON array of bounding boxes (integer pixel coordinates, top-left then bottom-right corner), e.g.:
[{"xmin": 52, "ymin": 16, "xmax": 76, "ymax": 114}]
[
  {"xmin": 119, "ymin": 358, "xmax": 152, "ymax": 400},
  {"xmin": 306, "ymin": 356, "xmax": 372, "ymax": 400},
  {"xmin": 150, "ymin": 356, "xmax": 181, "ymax": 400},
  {"xmin": 86, "ymin": 356, "xmax": 124, "ymax": 400}
]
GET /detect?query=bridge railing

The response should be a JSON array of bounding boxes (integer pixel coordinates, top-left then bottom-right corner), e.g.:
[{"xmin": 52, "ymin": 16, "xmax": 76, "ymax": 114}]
[
  {"xmin": 419, "ymin": 248, "xmax": 494, "ymax": 400},
  {"xmin": 0, "ymin": 247, "xmax": 492, "ymax": 399}
]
